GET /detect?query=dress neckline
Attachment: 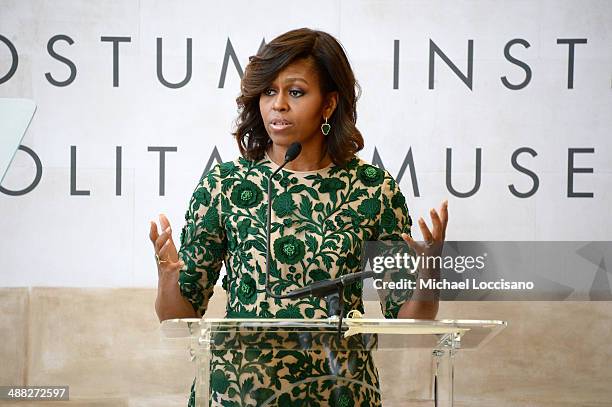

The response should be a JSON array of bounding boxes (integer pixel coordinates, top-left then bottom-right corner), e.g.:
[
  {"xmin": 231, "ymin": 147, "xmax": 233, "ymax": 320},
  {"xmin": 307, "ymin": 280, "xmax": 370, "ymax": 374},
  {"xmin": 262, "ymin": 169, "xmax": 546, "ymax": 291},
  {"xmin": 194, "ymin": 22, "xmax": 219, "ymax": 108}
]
[{"xmin": 263, "ymin": 151, "xmax": 336, "ymax": 175}]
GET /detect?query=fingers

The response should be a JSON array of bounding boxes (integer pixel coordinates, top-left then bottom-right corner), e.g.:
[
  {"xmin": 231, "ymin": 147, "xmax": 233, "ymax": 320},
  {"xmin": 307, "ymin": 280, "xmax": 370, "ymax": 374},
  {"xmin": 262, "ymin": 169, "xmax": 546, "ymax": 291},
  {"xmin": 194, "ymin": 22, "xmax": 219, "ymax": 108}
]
[
  {"xmin": 158, "ymin": 237, "xmax": 172, "ymax": 257},
  {"xmin": 418, "ymin": 217, "xmax": 434, "ymax": 242},
  {"xmin": 424, "ymin": 200, "xmax": 449, "ymax": 241},
  {"xmin": 401, "ymin": 232, "xmax": 419, "ymax": 251},
  {"xmin": 151, "ymin": 214, "xmax": 182, "ymax": 274},
  {"xmin": 155, "ymin": 240, "xmax": 183, "ymax": 271},
  {"xmin": 440, "ymin": 199, "xmax": 449, "ymax": 229},
  {"xmin": 159, "ymin": 213, "xmax": 171, "ymax": 231},
  {"xmin": 403, "ymin": 200, "xmax": 449, "ymax": 256},
  {"xmin": 151, "ymin": 215, "xmax": 174, "ymax": 252},
  {"xmin": 429, "ymin": 208, "xmax": 442, "ymax": 240},
  {"xmin": 149, "ymin": 221, "xmax": 159, "ymax": 245},
  {"xmin": 402, "ymin": 232, "xmax": 435, "ymax": 258},
  {"xmin": 155, "ymin": 226, "xmax": 173, "ymax": 253},
  {"xmin": 433, "ymin": 200, "xmax": 449, "ymax": 240}
]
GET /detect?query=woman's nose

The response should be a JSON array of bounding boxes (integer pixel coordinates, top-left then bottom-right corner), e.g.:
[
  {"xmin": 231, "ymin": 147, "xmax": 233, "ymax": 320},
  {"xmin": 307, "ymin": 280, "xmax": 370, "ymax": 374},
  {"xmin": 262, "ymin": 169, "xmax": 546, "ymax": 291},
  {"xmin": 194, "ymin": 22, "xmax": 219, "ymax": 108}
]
[{"xmin": 272, "ymin": 94, "xmax": 288, "ymax": 111}]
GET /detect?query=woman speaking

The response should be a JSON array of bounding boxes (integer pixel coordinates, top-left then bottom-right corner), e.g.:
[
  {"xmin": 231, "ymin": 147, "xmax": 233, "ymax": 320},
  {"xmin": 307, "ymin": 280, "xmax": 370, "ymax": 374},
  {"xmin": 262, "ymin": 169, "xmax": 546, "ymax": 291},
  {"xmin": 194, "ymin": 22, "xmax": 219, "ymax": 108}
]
[{"xmin": 150, "ymin": 27, "xmax": 448, "ymax": 407}]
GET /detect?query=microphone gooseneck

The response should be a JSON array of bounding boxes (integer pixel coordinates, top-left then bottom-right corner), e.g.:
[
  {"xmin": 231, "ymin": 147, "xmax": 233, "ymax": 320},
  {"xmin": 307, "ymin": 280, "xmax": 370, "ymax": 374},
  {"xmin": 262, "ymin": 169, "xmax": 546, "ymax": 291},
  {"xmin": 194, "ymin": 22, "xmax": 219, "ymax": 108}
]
[
  {"xmin": 265, "ymin": 142, "xmax": 302, "ymax": 299},
  {"xmin": 264, "ymin": 141, "xmax": 373, "ymax": 305},
  {"xmin": 263, "ymin": 142, "xmax": 368, "ymax": 337}
]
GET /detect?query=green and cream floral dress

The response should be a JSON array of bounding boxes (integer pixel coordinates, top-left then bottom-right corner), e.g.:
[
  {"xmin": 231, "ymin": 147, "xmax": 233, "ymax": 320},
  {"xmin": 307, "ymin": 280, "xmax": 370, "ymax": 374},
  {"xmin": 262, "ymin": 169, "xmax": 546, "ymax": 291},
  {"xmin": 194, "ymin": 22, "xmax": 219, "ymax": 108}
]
[{"xmin": 178, "ymin": 153, "xmax": 413, "ymax": 407}]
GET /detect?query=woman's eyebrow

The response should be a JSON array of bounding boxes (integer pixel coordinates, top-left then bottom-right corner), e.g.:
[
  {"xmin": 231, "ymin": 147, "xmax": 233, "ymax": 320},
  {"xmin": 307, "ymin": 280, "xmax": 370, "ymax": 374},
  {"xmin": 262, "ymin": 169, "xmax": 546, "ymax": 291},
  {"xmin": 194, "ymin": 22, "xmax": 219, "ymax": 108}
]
[{"xmin": 283, "ymin": 77, "xmax": 309, "ymax": 85}]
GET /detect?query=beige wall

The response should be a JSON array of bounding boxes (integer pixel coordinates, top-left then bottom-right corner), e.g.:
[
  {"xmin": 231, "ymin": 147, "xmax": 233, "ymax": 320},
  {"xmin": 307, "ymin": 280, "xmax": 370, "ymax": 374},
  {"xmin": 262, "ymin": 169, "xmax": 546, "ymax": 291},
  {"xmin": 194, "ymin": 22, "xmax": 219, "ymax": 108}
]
[{"xmin": 1, "ymin": 287, "xmax": 611, "ymax": 406}]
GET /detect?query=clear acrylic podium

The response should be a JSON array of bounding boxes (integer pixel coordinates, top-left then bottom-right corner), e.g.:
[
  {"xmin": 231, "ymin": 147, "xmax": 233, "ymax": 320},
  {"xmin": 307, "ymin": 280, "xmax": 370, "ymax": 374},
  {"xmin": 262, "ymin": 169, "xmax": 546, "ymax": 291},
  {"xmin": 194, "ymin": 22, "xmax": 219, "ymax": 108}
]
[{"xmin": 161, "ymin": 316, "xmax": 506, "ymax": 406}]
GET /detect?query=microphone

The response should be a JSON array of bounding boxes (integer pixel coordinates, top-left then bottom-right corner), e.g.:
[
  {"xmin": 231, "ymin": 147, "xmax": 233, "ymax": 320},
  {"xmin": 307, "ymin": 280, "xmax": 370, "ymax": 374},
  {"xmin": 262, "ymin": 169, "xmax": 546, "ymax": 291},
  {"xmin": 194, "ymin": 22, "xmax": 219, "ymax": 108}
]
[
  {"xmin": 284, "ymin": 142, "xmax": 302, "ymax": 163},
  {"xmin": 264, "ymin": 141, "xmax": 372, "ymax": 305},
  {"xmin": 284, "ymin": 270, "xmax": 375, "ymax": 299},
  {"xmin": 265, "ymin": 142, "xmax": 302, "ymax": 299},
  {"xmin": 263, "ymin": 144, "xmax": 367, "ymax": 333}
]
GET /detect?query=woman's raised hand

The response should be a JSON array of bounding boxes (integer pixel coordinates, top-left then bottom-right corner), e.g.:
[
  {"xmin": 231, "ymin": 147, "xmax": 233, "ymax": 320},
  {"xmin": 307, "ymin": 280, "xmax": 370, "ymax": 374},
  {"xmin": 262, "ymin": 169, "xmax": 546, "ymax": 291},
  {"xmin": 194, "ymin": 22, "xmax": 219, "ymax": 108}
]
[
  {"xmin": 149, "ymin": 214, "xmax": 184, "ymax": 278},
  {"xmin": 401, "ymin": 200, "xmax": 448, "ymax": 257}
]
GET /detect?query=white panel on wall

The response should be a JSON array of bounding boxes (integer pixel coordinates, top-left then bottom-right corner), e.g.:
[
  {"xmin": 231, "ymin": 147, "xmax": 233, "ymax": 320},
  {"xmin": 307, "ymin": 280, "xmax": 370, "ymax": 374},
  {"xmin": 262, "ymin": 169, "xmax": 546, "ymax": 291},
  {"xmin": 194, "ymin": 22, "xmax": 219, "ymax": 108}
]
[{"xmin": 0, "ymin": 0, "xmax": 611, "ymax": 287}]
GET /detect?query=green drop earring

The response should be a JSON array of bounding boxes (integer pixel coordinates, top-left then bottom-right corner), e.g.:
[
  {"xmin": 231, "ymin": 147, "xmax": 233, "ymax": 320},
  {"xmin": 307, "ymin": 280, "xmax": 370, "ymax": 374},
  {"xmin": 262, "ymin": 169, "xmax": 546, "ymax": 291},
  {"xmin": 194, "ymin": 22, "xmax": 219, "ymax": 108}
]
[{"xmin": 321, "ymin": 117, "xmax": 331, "ymax": 136}]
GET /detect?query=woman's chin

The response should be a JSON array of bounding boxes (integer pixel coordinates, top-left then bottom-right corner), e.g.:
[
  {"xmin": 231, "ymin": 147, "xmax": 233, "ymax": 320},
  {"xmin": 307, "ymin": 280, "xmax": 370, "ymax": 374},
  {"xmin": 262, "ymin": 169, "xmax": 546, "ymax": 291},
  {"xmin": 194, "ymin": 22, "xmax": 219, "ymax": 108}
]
[{"xmin": 269, "ymin": 134, "xmax": 299, "ymax": 146}]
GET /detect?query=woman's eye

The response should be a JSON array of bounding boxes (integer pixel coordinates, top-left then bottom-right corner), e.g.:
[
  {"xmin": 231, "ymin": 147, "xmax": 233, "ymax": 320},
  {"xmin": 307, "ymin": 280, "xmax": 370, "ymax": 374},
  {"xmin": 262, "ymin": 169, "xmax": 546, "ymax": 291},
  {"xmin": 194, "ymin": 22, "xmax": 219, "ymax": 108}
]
[{"xmin": 263, "ymin": 88, "xmax": 303, "ymax": 97}]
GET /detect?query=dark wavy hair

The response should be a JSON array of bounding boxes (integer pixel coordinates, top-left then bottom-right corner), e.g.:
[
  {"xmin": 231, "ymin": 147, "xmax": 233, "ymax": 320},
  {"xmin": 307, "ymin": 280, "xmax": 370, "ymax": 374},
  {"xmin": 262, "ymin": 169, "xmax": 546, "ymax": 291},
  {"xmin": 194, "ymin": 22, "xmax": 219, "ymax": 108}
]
[{"xmin": 233, "ymin": 28, "xmax": 363, "ymax": 167}]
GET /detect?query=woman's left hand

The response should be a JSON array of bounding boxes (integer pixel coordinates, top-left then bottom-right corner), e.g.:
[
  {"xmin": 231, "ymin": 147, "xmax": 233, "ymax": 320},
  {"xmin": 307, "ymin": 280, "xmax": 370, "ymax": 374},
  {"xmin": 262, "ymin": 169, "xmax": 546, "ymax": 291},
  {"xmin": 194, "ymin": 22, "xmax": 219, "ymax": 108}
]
[{"xmin": 401, "ymin": 199, "xmax": 448, "ymax": 258}]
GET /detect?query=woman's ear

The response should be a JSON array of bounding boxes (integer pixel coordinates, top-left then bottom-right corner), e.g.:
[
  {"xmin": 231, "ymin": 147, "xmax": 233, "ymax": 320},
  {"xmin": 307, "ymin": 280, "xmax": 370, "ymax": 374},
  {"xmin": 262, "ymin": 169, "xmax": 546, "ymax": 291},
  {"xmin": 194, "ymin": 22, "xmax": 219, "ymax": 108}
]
[{"xmin": 323, "ymin": 91, "xmax": 339, "ymax": 118}]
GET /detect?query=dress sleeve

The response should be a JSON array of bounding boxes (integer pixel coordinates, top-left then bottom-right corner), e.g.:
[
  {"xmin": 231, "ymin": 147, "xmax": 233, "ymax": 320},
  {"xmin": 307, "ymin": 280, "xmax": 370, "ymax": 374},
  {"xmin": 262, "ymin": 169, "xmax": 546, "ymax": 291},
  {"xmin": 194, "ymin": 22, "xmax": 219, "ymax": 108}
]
[
  {"xmin": 177, "ymin": 165, "xmax": 226, "ymax": 317},
  {"xmin": 377, "ymin": 173, "xmax": 415, "ymax": 318}
]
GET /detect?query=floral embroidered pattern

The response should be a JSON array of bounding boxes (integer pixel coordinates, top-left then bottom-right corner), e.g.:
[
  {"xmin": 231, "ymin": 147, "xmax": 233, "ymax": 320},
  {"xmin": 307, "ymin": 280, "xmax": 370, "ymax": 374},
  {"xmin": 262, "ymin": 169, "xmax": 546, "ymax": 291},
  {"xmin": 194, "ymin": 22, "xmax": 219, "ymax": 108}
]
[{"xmin": 178, "ymin": 155, "xmax": 413, "ymax": 406}]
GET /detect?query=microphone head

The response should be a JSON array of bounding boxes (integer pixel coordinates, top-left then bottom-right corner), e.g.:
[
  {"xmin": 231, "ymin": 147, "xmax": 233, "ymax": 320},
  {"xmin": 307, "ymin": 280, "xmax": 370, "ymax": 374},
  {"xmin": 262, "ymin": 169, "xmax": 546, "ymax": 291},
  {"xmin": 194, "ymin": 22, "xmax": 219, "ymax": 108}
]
[{"xmin": 284, "ymin": 142, "xmax": 302, "ymax": 162}]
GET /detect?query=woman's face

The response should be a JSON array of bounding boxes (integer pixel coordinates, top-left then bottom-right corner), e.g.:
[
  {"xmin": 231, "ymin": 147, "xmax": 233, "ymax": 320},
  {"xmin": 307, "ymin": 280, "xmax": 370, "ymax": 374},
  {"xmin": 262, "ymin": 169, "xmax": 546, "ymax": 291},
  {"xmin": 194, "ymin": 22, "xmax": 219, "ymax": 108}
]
[{"xmin": 259, "ymin": 58, "xmax": 335, "ymax": 149}]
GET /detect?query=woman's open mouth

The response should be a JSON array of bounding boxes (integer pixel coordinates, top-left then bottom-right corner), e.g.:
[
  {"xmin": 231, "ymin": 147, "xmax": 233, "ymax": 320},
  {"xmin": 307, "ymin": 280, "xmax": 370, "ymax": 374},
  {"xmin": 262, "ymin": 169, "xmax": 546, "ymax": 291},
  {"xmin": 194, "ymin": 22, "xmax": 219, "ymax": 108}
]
[{"xmin": 270, "ymin": 119, "xmax": 293, "ymax": 131}]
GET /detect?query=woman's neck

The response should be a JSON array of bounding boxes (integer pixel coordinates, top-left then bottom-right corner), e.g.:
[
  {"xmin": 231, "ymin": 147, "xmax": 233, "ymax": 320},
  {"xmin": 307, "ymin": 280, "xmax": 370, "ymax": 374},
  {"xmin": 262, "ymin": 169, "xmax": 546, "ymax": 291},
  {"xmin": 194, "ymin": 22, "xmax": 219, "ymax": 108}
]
[{"xmin": 266, "ymin": 143, "xmax": 333, "ymax": 171}]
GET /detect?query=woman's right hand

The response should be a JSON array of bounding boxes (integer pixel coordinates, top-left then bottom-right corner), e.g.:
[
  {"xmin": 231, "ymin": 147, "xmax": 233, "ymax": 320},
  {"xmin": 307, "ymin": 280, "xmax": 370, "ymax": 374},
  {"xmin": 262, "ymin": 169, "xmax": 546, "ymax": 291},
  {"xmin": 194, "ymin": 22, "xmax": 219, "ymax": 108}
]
[{"xmin": 149, "ymin": 214, "xmax": 184, "ymax": 279}]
